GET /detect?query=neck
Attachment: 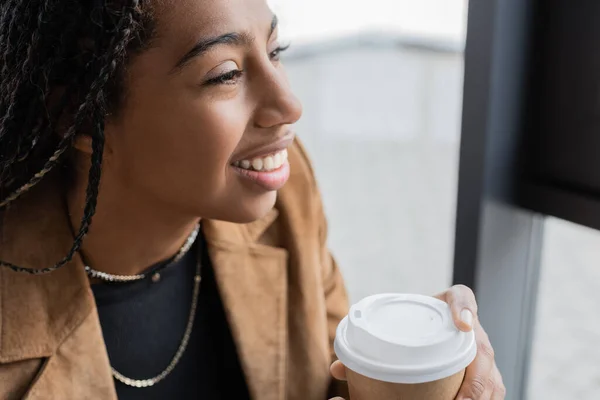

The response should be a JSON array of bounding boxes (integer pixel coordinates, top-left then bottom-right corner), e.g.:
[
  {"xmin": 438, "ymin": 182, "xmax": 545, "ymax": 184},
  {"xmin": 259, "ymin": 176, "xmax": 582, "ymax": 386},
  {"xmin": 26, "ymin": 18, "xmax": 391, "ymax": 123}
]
[{"xmin": 67, "ymin": 169, "xmax": 200, "ymax": 277}]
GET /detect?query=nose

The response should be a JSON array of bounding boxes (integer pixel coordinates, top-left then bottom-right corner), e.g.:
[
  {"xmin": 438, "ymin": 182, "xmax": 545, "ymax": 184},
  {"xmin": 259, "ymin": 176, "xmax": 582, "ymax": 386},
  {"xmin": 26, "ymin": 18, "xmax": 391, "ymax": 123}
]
[{"xmin": 253, "ymin": 66, "xmax": 303, "ymax": 129}]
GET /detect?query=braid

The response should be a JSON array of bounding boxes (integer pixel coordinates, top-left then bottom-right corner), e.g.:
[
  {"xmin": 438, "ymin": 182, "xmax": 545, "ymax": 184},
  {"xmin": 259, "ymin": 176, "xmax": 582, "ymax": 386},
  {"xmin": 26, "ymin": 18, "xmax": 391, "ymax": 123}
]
[
  {"xmin": 0, "ymin": 137, "xmax": 71, "ymax": 208},
  {"xmin": 0, "ymin": 121, "xmax": 104, "ymax": 275},
  {"xmin": 3, "ymin": 1, "xmax": 50, "ymax": 146},
  {"xmin": 1, "ymin": 2, "xmax": 143, "ymax": 206},
  {"xmin": 0, "ymin": 0, "xmax": 154, "ymax": 274}
]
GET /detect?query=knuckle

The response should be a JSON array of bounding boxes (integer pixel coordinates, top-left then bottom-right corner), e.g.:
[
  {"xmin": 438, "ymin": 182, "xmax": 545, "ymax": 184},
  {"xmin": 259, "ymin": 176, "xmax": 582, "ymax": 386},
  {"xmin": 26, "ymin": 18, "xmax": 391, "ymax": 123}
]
[
  {"xmin": 452, "ymin": 285, "xmax": 478, "ymax": 309},
  {"xmin": 497, "ymin": 382, "xmax": 507, "ymax": 396},
  {"xmin": 487, "ymin": 376, "xmax": 496, "ymax": 391},
  {"xmin": 454, "ymin": 284, "xmax": 473, "ymax": 295},
  {"xmin": 478, "ymin": 341, "xmax": 495, "ymax": 359},
  {"xmin": 469, "ymin": 375, "xmax": 487, "ymax": 398},
  {"xmin": 445, "ymin": 287, "xmax": 458, "ymax": 301}
]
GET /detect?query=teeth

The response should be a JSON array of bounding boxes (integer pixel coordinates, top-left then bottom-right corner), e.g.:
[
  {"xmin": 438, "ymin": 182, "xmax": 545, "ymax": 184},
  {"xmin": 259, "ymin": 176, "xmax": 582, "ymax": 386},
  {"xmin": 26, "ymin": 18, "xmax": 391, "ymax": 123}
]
[
  {"xmin": 234, "ymin": 149, "xmax": 288, "ymax": 172},
  {"xmin": 264, "ymin": 156, "xmax": 274, "ymax": 170},
  {"xmin": 252, "ymin": 158, "xmax": 263, "ymax": 171}
]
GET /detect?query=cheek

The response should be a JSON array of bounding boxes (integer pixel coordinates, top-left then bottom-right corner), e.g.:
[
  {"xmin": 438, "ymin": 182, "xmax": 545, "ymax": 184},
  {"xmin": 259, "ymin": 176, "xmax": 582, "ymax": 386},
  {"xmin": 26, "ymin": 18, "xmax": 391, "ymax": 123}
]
[{"xmin": 107, "ymin": 96, "xmax": 249, "ymax": 199}]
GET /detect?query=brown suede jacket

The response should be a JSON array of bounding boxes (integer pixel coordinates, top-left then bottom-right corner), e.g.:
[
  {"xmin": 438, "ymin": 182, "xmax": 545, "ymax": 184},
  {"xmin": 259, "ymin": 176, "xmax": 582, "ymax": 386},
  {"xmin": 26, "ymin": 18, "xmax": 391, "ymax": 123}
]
[{"xmin": 0, "ymin": 140, "xmax": 350, "ymax": 400}]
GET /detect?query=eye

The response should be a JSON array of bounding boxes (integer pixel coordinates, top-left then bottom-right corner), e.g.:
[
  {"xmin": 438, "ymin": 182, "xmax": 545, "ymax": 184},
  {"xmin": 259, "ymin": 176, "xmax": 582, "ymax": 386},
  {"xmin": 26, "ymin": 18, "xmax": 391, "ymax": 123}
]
[
  {"xmin": 269, "ymin": 44, "xmax": 290, "ymax": 62},
  {"xmin": 205, "ymin": 69, "xmax": 244, "ymax": 86}
]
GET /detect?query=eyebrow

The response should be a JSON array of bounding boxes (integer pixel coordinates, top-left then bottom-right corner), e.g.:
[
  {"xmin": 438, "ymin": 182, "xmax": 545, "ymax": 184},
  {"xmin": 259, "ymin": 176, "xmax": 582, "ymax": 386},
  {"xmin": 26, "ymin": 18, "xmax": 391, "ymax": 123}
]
[{"xmin": 172, "ymin": 15, "xmax": 279, "ymax": 72}]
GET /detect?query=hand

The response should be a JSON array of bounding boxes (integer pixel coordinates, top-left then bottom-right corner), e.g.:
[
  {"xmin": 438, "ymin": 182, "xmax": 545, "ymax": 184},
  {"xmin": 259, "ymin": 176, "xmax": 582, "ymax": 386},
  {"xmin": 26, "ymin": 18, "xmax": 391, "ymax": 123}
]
[
  {"xmin": 328, "ymin": 361, "xmax": 347, "ymax": 400},
  {"xmin": 328, "ymin": 285, "xmax": 506, "ymax": 400},
  {"xmin": 434, "ymin": 285, "xmax": 506, "ymax": 399}
]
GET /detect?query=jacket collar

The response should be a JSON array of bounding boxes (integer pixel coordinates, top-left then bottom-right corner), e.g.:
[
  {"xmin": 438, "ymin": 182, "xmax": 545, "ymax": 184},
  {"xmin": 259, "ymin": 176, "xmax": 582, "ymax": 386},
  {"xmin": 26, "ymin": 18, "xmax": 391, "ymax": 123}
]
[
  {"xmin": 0, "ymin": 174, "xmax": 93, "ymax": 363},
  {"xmin": 203, "ymin": 212, "xmax": 288, "ymax": 400},
  {"xmin": 0, "ymin": 173, "xmax": 287, "ymax": 400}
]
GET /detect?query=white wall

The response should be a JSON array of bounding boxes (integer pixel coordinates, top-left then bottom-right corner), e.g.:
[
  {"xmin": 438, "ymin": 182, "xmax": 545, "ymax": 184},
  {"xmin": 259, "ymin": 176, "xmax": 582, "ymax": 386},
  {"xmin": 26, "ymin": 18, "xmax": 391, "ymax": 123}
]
[{"xmin": 269, "ymin": 0, "xmax": 468, "ymax": 45}]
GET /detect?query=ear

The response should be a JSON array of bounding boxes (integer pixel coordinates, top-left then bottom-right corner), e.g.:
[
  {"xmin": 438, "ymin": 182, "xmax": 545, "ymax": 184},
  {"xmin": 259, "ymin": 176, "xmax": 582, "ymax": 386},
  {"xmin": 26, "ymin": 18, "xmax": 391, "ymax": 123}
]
[
  {"xmin": 72, "ymin": 117, "xmax": 116, "ymax": 155},
  {"xmin": 72, "ymin": 134, "xmax": 93, "ymax": 155}
]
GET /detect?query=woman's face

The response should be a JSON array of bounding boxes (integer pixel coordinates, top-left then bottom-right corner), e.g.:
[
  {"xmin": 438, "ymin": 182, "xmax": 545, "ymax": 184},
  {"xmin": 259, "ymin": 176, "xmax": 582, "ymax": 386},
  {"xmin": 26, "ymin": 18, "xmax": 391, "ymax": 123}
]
[{"xmin": 100, "ymin": 0, "xmax": 302, "ymax": 223}]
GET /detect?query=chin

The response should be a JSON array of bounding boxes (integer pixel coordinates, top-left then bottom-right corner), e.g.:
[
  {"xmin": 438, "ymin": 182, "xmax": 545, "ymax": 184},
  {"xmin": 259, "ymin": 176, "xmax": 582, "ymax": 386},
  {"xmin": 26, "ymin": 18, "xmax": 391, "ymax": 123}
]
[{"xmin": 209, "ymin": 191, "xmax": 278, "ymax": 224}]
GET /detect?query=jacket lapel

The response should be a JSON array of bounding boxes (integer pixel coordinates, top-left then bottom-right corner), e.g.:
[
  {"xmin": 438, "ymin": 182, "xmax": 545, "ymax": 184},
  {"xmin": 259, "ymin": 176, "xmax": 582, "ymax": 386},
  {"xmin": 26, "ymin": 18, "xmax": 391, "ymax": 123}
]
[
  {"xmin": 0, "ymin": 174, "xmax": 95, "ymax": 364},
  {"xmin": 204, "ymin": 209, "xmax": 288, "ymax": 400},
  {"xmin": 0, "ymin": 174, "xmax": 116, "ymax": 398},
  {"xmin": 20, "ymin": 307, "xmax": 117, "ymax": 400}
]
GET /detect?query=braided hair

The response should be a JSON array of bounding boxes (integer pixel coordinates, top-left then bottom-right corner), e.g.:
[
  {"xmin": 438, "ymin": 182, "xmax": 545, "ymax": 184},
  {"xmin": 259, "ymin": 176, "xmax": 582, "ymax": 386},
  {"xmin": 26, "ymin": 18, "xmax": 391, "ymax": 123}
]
[{"xmin": 0, "ymin": 0, "xmax": 155, "ymax": 274}]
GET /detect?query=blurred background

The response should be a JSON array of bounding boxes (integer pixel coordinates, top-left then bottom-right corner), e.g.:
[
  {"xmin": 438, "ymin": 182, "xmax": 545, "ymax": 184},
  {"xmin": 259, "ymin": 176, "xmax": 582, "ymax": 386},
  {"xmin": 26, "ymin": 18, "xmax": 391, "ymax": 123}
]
[{"xmin": 269, "ymin": 0, "xmax": 600, "ymax": 399}]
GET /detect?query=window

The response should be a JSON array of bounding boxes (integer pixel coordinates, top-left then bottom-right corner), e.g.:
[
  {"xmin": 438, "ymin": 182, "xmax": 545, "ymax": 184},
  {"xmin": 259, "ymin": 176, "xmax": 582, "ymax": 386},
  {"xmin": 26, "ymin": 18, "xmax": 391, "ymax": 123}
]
[
  {"xmin": 528, "ymin": 217, "xmax": 600, "ymax": 400},
  {"xmin": 271, "ymin": 0, "xmax": 468, "ymax": 302}
]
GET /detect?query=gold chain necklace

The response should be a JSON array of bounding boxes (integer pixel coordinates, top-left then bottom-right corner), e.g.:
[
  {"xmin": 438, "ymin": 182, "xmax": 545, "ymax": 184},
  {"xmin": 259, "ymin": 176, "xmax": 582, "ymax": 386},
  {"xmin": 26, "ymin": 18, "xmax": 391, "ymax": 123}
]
[
  {"xmin": 85, "ymin": 224, "xmax": 202, "ymax": 388},
  {"xmin": 113, "ymin": 261, "xmax": 202, "ymax": 388},
  {"xmin": 84, "ymin": 224, "xmax": 200, "ymax": 283}
]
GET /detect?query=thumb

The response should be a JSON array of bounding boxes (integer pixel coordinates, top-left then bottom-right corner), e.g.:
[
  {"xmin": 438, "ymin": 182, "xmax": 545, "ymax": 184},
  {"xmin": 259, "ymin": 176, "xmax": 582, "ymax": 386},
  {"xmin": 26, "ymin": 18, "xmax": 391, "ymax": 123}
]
[{"xmin": 330, "ymin": 360, "xmax": 347, "ymax": 381}]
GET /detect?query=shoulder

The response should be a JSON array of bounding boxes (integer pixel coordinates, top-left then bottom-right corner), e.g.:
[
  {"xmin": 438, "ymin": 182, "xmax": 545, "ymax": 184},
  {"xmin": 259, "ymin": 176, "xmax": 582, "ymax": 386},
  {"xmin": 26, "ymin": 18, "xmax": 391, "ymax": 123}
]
[
  {"xmin": 282, "ymin": 137, "xmax": 320, "ymax": 199},
  {"xmin": 277, "ymin": 138, "xmax": 323, "ymax": 224},
  {"xmin": 288, "ymin": 138, "xmax": 318, "ymax": 185}
]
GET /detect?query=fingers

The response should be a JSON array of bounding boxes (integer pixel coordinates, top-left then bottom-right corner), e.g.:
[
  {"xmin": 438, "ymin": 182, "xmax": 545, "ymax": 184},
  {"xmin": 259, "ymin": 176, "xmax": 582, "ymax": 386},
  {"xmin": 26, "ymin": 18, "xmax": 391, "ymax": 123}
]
[
  {"xmin": 480, "ymin": 380, "xmax": 494, "ymax": 400},
  {"xmin": 478, "ymin": 366, "xmax": 499, "ymax": 400},
  {"xmin": 436, "ymin": 285, "xmax": 503, "ymax": 399},
  {"xmin": 490, "ymin": 365, "xmax": 507, "ymax": 399},
  {"xmin": 330, "ymin": 360, "xmax": 347, "ymax": 381},
  {"xmin": 470, "ymin": 364, "xmax": 505, "ymax": 400},
  {"xmin": 329, "ymin": 361, "xmax": 348, "ymax": 400},
  {"xmin": 456, "ymin": 323, "xmax": 495, "ymax": 400},
  {"xmin": 435, "ymin": 285, "xmax": 478, "ymax": 332}
]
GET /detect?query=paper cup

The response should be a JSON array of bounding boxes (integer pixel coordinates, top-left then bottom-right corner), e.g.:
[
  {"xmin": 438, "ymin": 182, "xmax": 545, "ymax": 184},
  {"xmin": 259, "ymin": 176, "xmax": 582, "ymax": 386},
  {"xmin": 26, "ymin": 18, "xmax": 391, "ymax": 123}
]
[{"xmin": 334, "ymin": 294, "xmax": 477, "ymax": 399}]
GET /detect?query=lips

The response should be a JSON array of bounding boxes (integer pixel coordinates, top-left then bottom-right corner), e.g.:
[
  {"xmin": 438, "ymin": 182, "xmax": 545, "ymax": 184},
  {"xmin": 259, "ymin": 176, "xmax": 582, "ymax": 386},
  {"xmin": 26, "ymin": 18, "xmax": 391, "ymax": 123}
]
[
  {"xmin": 230, "ymin": 134, "xmax": 294, "ymax": 191},
  {"xmin": 231, "ymin": 134, "xmax": 295, "ymax": 165}
]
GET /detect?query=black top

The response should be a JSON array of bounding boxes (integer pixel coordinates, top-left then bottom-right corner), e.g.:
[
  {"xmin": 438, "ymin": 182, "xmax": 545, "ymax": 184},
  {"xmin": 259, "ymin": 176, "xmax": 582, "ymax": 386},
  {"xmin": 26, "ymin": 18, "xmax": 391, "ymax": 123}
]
[{"xmin": 91, "ymin": 233, "xmax": 250, "ymax": 400}]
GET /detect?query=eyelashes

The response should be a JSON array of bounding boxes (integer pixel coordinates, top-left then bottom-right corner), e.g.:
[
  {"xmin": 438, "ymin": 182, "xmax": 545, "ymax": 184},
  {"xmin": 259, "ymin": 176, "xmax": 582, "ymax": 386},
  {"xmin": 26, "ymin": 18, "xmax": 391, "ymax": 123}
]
[
  {"xmin": 205, "ymin": 69, "xmax": 244, "ymax": 85},
  {"xmin": 205, "ymin": 44, "xmax": 291, "ymax": 86},
  {"xmin": 270, "ymin": 44, "xmax": 290, "ymax": 61}
]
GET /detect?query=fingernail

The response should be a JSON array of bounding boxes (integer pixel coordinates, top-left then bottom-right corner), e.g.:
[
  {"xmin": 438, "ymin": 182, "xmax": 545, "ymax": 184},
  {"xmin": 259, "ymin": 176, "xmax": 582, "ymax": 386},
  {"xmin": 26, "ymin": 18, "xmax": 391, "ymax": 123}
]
[{"xmin": 461, "ymin": 309, "xmax": 473, "ymax": 328}]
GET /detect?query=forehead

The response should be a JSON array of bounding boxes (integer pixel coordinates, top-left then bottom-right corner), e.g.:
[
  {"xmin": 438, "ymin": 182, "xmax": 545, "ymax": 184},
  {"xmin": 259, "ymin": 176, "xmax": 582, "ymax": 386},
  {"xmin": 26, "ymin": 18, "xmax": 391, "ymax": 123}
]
[{"xmin": 151, "ymin": 0, "xmax": 274, "ymax": 40}]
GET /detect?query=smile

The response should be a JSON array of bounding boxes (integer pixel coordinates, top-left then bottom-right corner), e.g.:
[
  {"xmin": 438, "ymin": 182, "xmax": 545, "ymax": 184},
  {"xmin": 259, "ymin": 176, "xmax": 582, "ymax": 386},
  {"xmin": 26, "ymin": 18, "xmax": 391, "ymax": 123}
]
[{"xmin": 232, "ymin": 149, "xmax": 288, "ymax": 172}]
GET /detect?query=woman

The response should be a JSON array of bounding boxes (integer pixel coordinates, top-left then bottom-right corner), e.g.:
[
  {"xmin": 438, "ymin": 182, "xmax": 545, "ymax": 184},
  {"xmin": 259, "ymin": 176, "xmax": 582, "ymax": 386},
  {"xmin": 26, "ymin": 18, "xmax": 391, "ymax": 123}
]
[{"xmin": 0, "ymin": 0, "xmax": 505, "ymax": 399}]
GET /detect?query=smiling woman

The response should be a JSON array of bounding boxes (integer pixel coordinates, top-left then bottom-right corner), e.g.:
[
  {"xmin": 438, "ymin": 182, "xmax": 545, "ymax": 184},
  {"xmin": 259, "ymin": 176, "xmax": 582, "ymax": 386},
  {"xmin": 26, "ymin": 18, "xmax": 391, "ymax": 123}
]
[
  {"xmin": 0, "ymin": 0, "xmax": 347, "ymax": 399},
  {"xmin": 0, "ymin": 1, "xmax": 504, "ymax": 399}
]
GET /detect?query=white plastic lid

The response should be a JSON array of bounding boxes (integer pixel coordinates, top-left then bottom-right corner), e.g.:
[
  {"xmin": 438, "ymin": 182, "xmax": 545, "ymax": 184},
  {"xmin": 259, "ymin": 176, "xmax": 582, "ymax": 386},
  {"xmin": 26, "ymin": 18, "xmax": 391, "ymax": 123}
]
[{"xmin": 334, "ymin": 293, "xmax": 477, "ymax": 384}]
